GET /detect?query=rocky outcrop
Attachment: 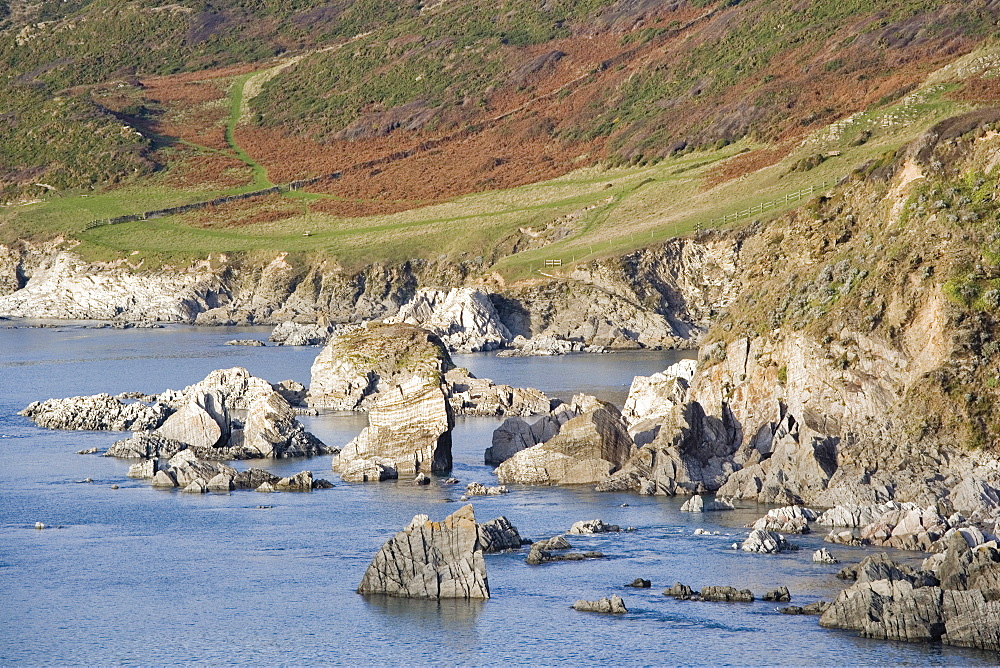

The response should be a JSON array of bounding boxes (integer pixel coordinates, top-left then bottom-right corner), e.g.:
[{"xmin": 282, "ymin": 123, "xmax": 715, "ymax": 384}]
[
  {"xmin": 496, "ymin": 335, "xmax": 601, "ymax": 357},
  {"xmin": 622, "ymin": 358, "xmax": 698, "ymax": 443},
  {"xmin": 763, "ymin": 587, "xmax": 791, "ymax": 602},
  {"xmin": 476, "ymin": 516, "xmax": 526, "ymax": 553},
  {"xmin": 334, "ymin": 374, "xmax": 453, "ymax": 478},
  {"xmin": 339, "ymin": 458, "xmax": 398, "ymax": 482},
  {"xmin": 386, "ymin": 287, "xmax": 511, "ymax": 352},
  {"xmin": 356, "ymin": 505, "xmax": 489, "ymax": 599},
  {"xmin": 596, "ymin": 400, "xmax": 738, "ymax": 497},
  {"xmin": 225, "ymin": 339, "xmax": 264, "ymax": 346},
  {"xmin": 445, "ymin": 368, "xmax": 550, "ymax": 418},
  {"xmin": 19, "ymin": 394, "xmax": 171, "ymax": 432},
  {"xmin": 269, "ymin": 321, "xmax": 335, "ymax": 346},
  {"xmin": 485, "ymin": 402, "xmax": 579, "ymax": 465},
  {"xmin": 740, "ymin": 529, "xmax": 797, "ymax": 554},
  {"xmin": 568, "ymin": 519, "xmax": 620, "ymax": 535},
  {"xmin": 750, "ymin": 505, "xmax": 818, "ymax": 534},
  {"xmin": 820, "ymin": 533, "xmax": 1000, "ymax": 651},
  {"xmin": 680, "ymin": 495, "xmax": 734, "ymax": 512},
  {"xmin": 465, "ymin": 482, "xmax": 508, "ymax": 496},
  {"xmin": 107, "ymin": 432, "xmax": 187, "ymax": 459},
  {"xmin": 813, "ymin": 548, "xmax": 839, "ymax": 564},
  {"xmin": 308, "ymin": 322, "xmax": 453, "ymax": 410},
  {"xmin": 494, "ymin": 396, "xmax": 632, "ymax": 485},
  {"xmin": 701, "ymin": 586, "xmax": 755, "ymax": 603},
  {"xmin": 572, "ymin": 595, "xmax": 627, "ymax": 614}
]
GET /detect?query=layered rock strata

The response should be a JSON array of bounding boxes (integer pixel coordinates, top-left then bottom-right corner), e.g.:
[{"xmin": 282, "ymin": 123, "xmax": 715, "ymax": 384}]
[{"xmin": 386, "ymin": 287, "xmax": 511, "ymax": 353}]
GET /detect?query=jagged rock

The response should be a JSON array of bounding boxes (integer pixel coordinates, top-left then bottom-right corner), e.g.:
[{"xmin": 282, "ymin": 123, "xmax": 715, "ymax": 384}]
[
  {"xmin": 663, "ymin": 583, "xmax": 698, "ymax": 600},
  {"xmin": 272, "ymin": 379, "xmax": 307, "ymax": 407},
  {"xmin": 486, "ymin": 402, "xmax": 578, "ymax": 465},
  {"xmin": 386, "ymin": 287, "xmax": 512, "ymax": 353},
  {"xmin": 533, "ymin": 535, "xmax": 571, "ymax": 551},
  {"xmin": 494, "ymin": 395, "xmax": 632, "ymax": 485},
  {"xmin": 813, "ymin": 548, "xmax": 839, "ymax": 564},
  {"xmin": 496, "ymin": 335, "xmax": 589, "ymax": 357},
  {"xmin": 338, "ymin": 458, "xmax": 398, "ymax": 482},
  {"xmin": 413, "ymin": 472, "xmax": 431, "ymax": 485},
  {"xmin": 750, "ymin": 505, "xmax": 818, "ymax": 534},
  {"xmin": 626, "ymin": 578, "xmax": 651, "ymax": 588},
  {"xmin": 207, "ymin": 473, "xmax": 234, "ymax": 491},
  {"xmin": 106, "ymin": 431, "xmax": 187, "ymax": 459},
  {"xmin": 569, "ymin": 519, "xmax": 620, "ymax": 535},
  {"xmin": 763, "ymin": 587, "xmax": 791, "ymax": 602},
  {"xmin": 680, "ymin": 495, "xmax": 735, "ymax": 512},
  {"xmin": 741, "ymin": 529, "xmax": 796, "ymax": 554},
  {"xmin": 156, "ymin": 395, "xmax": 227, "ymax": 451},
  {"xmin": 445, "ymin": 367, "xmax": 550, "ymax": 418},
  {"xmin": 622, "ymin": 358, "xmax": 698, "ymax": 440},
  {"xmin": 780, "ymin": 601, "xmax": 831, "ymax": 615},
  {"xmin": 596, "ymin": 400, "xmax": 738, "ymax": 497},
  {"xmin": 477, "ymin": 516, "xmax": 526, "ymax": 553},
  {"xmin": 238, "ymin": 391, "xmax": 331, "ymax": 458},
  {"xmin": 150, "ymin": 470, "xmax": 177, "ymax": 487},
  {"xmin": 275, "ymin": 471, "xmax": 313, "ymax": 492},
  {"xmin": 225, "ymin": 339, "xmax": 264, "ymax": 346},
  {"xmin": 357, "ymin": 504, "xmax": 489, "ymax": 599},
  {"xmin": 700, "ymin": 586, "xmax": 754, "ymax": 602},
  {"xmin": 527, "ymin": 545, "xmax": 604, "ymax": 565},
  {"xmin": 572, "ymin": 595, "xmax": 627, "ymax": 614},
  {"xmin": 233, "ymin": 468, "xmax": 280, "ymax": 490},
  {"xmin": 465, "ymin": 482, "xmax": 507, "ymax": 496},
  {"xmin": 334, "ymin": 374, "xmax": 453, "ymax": 478},
  {"xmin": 312, "ymin": 478, "xmax": 334, "ymax": 489},
  {"xmin": 127, "ymin": 460, "xmax": 157, "ymax": 479},
  {"xmin": 156, "ymin": 367, "xmax": 277, "ymax": 411},
  {"xmin": 308, "ymin": 322, "xmax": 453, "ymax": 411},
  {"xmin": 858, "ymin": 505, "xmax": 950, "ymax": 552},
  {"xmin": 269, "ymin": 321, "xmax": 335, "ymax": 346},
  {"xmin": 256, "ymin": 481, "xmax": 276, "ymax": 493},
  {"xmin": 19, "ymin": 394, "xmax": 171, "ymax": 431},
  {"xmin": 164, "ymin": 450, "xmax": 236, "ymax": 487},
  {"xmin": 182, "ymin": 477, "xmax": 209, "ymax": 494}
]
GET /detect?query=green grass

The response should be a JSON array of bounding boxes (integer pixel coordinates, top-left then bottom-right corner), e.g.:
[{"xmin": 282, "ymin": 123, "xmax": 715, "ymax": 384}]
[{"xmin": 226, "ymin": 73, "xmax": 274, "ymax": 190}]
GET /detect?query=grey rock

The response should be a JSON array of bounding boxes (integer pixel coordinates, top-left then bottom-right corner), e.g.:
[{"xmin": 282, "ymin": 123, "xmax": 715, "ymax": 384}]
[
  {"xmin": 663, "ymin": 582, "xmax": 698, "ymax": 600},
  {"xmin": 741, "ymin": 529, "xmax": 796, "ymax": 554},
  {"xmin": 269, "ymin": 321, "xmax": 335, "ymax": 346},
  {"xmin": 164, "ymin": 450, "xmax": 236, "ymax": 487},
  {"xmin": 386, "ymin": 287, "xmax": 511, "ymax": 353},
  {"xmin": 19, "ymin": 394, "xmax": 171, "ymax": 431},
  {"xmin": 813, "ymin": 547, "xmax": 839, "ymax": 564},
  {"xmin": 206, "ymin": 473, "xmax": 234, "ymax": 491},
  {"xmin": 150, "ymin": 470, "xmax": 177, "ymax": 487},
  {"xmin": 182, "ymin": 477, "xmax": 209, "ymax": 494},
  {"xmin": 225, "ymin": 339, "xmax": 265, "ymax": 346},
  {"xmin": 622, "ymin": 358, "xmax": 698, "ymax": 427},
  {"xmin": 357, "ymin": 504, "xmax": 489, "ymax": 600},
  {"xmin": 680, "ymin": 495, "xmax": 735, "ymax": 512},
  {"xmin": 573, "ymin": 595, "xmax": 627, "ymax": 614},
  {"xmin": 700, "ymin": 586, "xmax": 754, "ymax": 602},
  {"xmin": 477, "ymin": 516, "xmax": 526, "ymax": 553},
  {"xmin": 233, "ymin": 468, "xmax": 280, "ymax": 490},
  {"xmin": 446, "ymin": 367, "xmax": 549, "ymax": 418},
  {"xmin": 569, "ymin": 519, "xmax": 620, "ymax": 535},
  {"xmin": 763, "ymin": 587, "xmax": 791, "ymax": 602},
  {"xmin": 413, "ymin": 472, "xmax": 431, "ymax": 486},
  {"xmin": 275, "ymin": 471, "xmax": 313, "ymax": 492},
  {"xmin": 626, "ymin": 578, "xmax": 651, "ymax": 588},
  {"xmin": 780, "ymin": 601, "xmax": 830, "ymax": 615},
  {"xmin": 338, "ymin": 458, "xmax": 398, "ymax": 482},
  {"xmin": 465, "ymin": 482, "xmax": 508, "ymax": 496},
  {"xmin": 106, "ymin": 432, "xmax": 187, "ymax": 459},
  {"xmin": 127, "ymin": 459, "xmax": 158, "ymax": 479}
]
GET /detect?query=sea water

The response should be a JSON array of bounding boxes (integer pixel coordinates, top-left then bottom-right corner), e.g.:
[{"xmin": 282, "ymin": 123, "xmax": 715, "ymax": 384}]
[{"xmin": 0, "ymin": 324, "xmax": 994, "ymax": 666}]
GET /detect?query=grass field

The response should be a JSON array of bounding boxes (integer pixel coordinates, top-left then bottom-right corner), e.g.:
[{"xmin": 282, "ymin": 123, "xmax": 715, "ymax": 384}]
[{"xmin": 0, "ymin": 57, "xmax": 980, "ymax": 278}]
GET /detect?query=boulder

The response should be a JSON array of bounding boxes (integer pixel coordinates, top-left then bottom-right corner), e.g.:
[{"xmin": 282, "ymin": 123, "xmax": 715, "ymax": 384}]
[
  {"xmin": 156, "ymin": 395, "xmax": 227, "ymax": 451},
  {"xmin": 750, "ymin": 505, "xmax": 817, "ymax": 534},
  {"xmin": 275, "ymin": 471, "xmax": 313, "ymax": 492},
  {"xmin": 494, "ymin": 396, "xmax": 632, "ymax": 486},
  {"xmin": 126, "ymin": 460, "xmax": 158, "ymax": 479},
  {"xmin": 386, "ymin": 288, "xmax": 512, "ymax": 353},
  {"xmin": 233, "ymin": 468, "xmax": 280, "ymax": 490},
  {"xmin": 497, "ymin": 335, "xmax": 587, "ymax": 357},
  {"xmin": 486, "ymin": 402, "xmax": 578, "ymax": 465},
  {"xmin": 357, "ymin": 504, "xmax": 490, "ymax": 599},
  {"xmin": 569, "ymin": 519, "xmax": 620, "ymax": 535},
  {"xmin": 663, "ymin": 583, "xmax": 698, "ymax": 600},
  {"xmin": 527, "ymin": 546, "xmax": 604, "ymax": 565},
  {"xmin": 626, "ymin": 578, "xmax": 651, "ymax": 588},
  {"xmin": 19, "ymin": 394, "xmax": 171, "ymax": 431},
  {"xmin": 465, "ymin": 482, "xmax": 508, "ymax": 496},
  {"xmin": 164, "ymin": 450, "xmax": 237, "ymax": 487},
  {"xmin": 106, "ymin": 432, "xmax": 187, "ymax": 459},
  {"xmin": 150, "ymin": 470, "xmax": 177, "ymax": 487},
  {"xmin": 238, "ymin": 391, "xmax": 330, "ymax": 458},
  {"xmin": 338, "ymin": 458, "xmax": 398, "ymax": 483},
  {"xmin": 477, "ymin": 516, "xmax": 526, "ymax": 553},
  {"xmin": 572, "ymin": 595, "xmax": 627, "ymax": 614},
  {"xmin": 680, "ymin": 495, "xmax": 734, "ymax": 512},
  {"xmin": 813, "ymin": 548, "xmax": 839, "ymax": 564},
  {"xmin": 182, "ymin": 478, "xmax": 209, "ymax": 494},
  {"xmin": 700, "ymin": 586, "xmax": 754, "ymax": 602},
  {"xmin": 412, "ymin": 473, "xmax": 431, "ymax": 486},
  {"xmin": 763, "ymin": 587, "xmax": 791, "ymax": 602},
  {"xmin": 207, "ymin": 473, "xmax": 234, "ymax": 491},
  {"xmin": 816, "ymin": 501, "xmax": 916, "ymax": 527},
  {"xmin": 225, "ymin": 339, "xmax": 264, "ymax": 346},
  {"xmin": 741, "ymin": 529, "xmax": 796, "ymax": 554},
  {"xmin": 780, "ymin": 601, "xmax": 831, "ymax": 615}
]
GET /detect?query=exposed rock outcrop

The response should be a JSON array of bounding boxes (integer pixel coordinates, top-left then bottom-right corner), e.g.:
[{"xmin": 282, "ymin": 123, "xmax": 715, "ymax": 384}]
[
  {"xmin": 568, "ymin": 519, "xmax": 620, "ymax": 535},
  {"xmin": 622, "ymin": 358, "xmax": 698, "ymax": 444},
  {"xmin": 485, "ymin": 402, "xmax": 579, "ymax": 465},
  {"xmin": 750, "ymin": 505, "xmax": 818, "ymax": 534},
  {"xmin": 701, "ymin": 586, "xmax": 754, "ymax": 603},
  {"xmin": 386, "ymin": 287, "xmax": 512, "ymax": 353},
  {"xmin": 19, "ymin": 394, "xmax": 171, "ymax": 432},
  {"xmin": 356, "ymin": 505, "xmax": 489, "ymax": 599},
  {"xmin": 680, "ymin": 495, "xmax": 734, "ymax": 512},
  {"xmin": 494, "ymin": 396, "xmax": 632, "ymax": 485},
  {"xmin": 269, "ymin": 320, "xmax": 335, "ymax": 346},
  {"xmin": 741, "ymin": 529, "xmax": 797, "ymax": 554},
  {"xmin": 496, "ymin": 335, "xmax": 597, "ymax": 357},
  {"xmin": 476, "ymin": 516, "xmax": 527, "ymax": 553},
  {"xmin": 445, "ymin": 368, "xmax": 550, "ymax": 418},
  {"xmin": 572, "ymin": 595, "xmax": 627, "ymax": 614}
]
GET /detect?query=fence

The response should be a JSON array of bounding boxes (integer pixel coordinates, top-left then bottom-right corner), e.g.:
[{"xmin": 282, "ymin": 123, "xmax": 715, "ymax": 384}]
[{"xmin": 700, "ymin": 181, "xmax": 830, "ymax": 230}]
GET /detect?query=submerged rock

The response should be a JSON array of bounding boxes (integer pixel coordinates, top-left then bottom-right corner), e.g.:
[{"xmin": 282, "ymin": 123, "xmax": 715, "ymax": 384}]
[
  {"xmin": 357, "ymin": 504, "xmax": 490, "ymax": 600},
  {"xmin": 573, "ymin": 595, "xmax": 627, "ymax": 614},
  {"xmin": 225, "ymin": 339, "xmax": 264, "ymax": 346},
  {"xmin": 626, "ymin": 578, "xmax": 652, "ymax": 588},
  {"xmin": 465, "ymin": 482, "xmax": 508, "ymax": 496}
]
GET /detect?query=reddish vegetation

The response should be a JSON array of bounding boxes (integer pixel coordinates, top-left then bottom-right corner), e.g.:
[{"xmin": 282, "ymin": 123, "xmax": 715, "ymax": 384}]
[
  {"xmin": 161, "ymin": 152, "xmax": 252, "ymax": 190},
  {"xmin": 705, "ymin": 144, "xmax": 795, "ymax": 188},
  {"xmin": 948, "ymin": 76, "xmax": 1000, "ymax": 103},
  {"xmin": 185, "ymin": 192, "xmax": 300, "ymax": 228}
]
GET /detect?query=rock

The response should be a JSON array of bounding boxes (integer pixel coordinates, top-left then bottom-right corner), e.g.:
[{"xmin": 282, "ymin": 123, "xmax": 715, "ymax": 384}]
[
  {"xmin": 275, "ymin": 471, "xmax": 313, "ymax": 492},
  {"xmin": 127, "ymin": 460, "xmax": 158, "ymax": 479},
  {"xmin": 813, "ymin": 548, "xmax": 839, "ymax": 564},
  {"xmin": 569, "ymin": 519, "xmax": 620, "ymax": 535},
  {"xmin": 164, "ymin": 450, "xmax": 237, "ymax": 487},
  {"xmin": 533, "ymin": 535, "xmax": 572, "ymax": 551},
  {"xmin": 572, "ymin": 595, "xmax": 627, "ymax": 614},
  {"xmin": 182, "ymin": 478, "xmax": 209, "ymax": 494},
  {"xmin": 780, "ymin": 601, "xmax": 830, "ymax": 615},
  {"xmin": 413, "ymin": 472, "xmax": 431, "ymax": 486},
  {"xmin": 485, "ymin": 402, "xmax": 579, "ymax": 465},
  {"xmin": 622, "ymin": 358, "xmax": 698, "ymax": 429},
  {"xmin": 527, "ymin": 545, "xmax": 604, "ymax": 564},
  {"xmin": 445, "ymin": 367, "xmax": 550, "ymax": 418},
  {"xmin": 386, "ymin": 287, "xmax": 512, "ymax": 353},
  {"xmin": 465, "ymin": 482, "xmax": 507, "ymax": 496},
  {"xmin": 494, "ymin": 395, "xmax": 632, "ymax": 486},
  {"xmin": 76, "ymin": 447, "xmax": 99, "ymax": 455},
  {"xmin": 269, "ymin": 321, "xmax": 335, "ymax": 347},
  {"xmin": 626, "ymin": 578, "xmax": 651, "ymax": 588},
  {"xmin": 356, "ymin": 504, "xmax": 489, "ymax": 599},
  {"xmin": 233, "ymin": 468, "xmax": 280, "ymax": 490},
  {"xmin": 680, "ymin": 495, "xmax": 735, "ymax": 512},
  {"xmin": 700, "ymin": 586, "xmax": 754, "ymax": 602},
  {"xmin": 763, "ymin": 587, "xmax": 791, "ymax": 602},
  {"xmin": 663, "ymin": 582, "xmax": 698, "ymax": 600},
  {"xmin": 741, "ymin": 529, "xmax": 796, "ymax": 554},
  {"xmin": 751, "ymin": 505, "xmax": 816, "ymax": 534},
  {"xmin": 497, "ymin": 334, "xmax": 589, "ymax": 357},
  {"xmin": 338, "ymin": 458, "xmax": 398, "ymax": 482},
  {"xmin": 334, "ymin": 374, "xmax": 453, "ymax": 478},
  {"xmin": 111, "ymin": 484, "xmax": 119, "ymax": 489},
  {"xmin": 477, "ymin": 516, "xmax": 526, "ymax": 553},
  {"xmin": 816, "ymin": 502, "xmax": 915, "ymax": 528},
  {"xmin": 19, "ymin": 394, "xmax": 171, "ymax": 431},
  {"xmin": 34, "ymin": 522, "xmax": 45, "ymax": 530},
  {"xmin": 156, "ymin": 367, "xmax": 277, "ymax": 411},
  {"xmin": 106, "ymin": 432, "xmax": 187, "ymax": 459},
  {"xmin": 206, "ymin": 473, "xmax": 234, "ymax": 491},
  {"xmin": 272, "ymin": 379, "xmax": 307, "ymax": 407},
  {"xmin": 256, "ymin": 481, "xmax": 276, "ymax": 493},
  {"xmin": 312, "ymin": 478, "xmax": 334, "ymax": 489},
  {"xmin": 156, "ymin": 395, "xmax": 227, "ymax": 451},
  {"xmin": 150, "ymin": 470, "xmax": 177, "ymax": 487},
  {"xmin": 238, "ymin": 390, "xmax": 331, "ymax": 458},
  {"xmin": 225, "ymin": 339, "xmax": 265, "ymax": 346},
  {"xmin": 308, "ymin": 322, "xmax": 453, "ymax": 411}
]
